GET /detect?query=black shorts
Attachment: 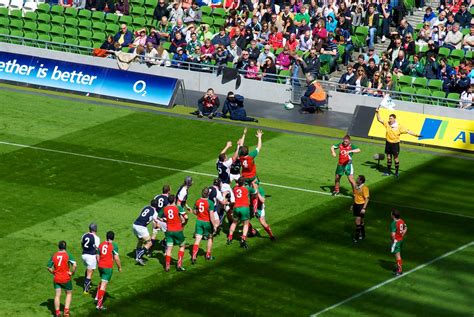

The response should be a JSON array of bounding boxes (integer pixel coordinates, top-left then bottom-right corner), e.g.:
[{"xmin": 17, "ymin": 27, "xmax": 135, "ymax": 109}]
[
  {"xmin": 385, "ymin": 141, "xmax": 400, "ymax": 156},
  {"xmin": 353, "ymin": 204, "xmax": 365, "ymax": 218}
]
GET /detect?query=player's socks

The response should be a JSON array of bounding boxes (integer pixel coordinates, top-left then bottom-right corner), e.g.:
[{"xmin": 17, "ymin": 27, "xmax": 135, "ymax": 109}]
[
  {"xmin": 241, "ymin": 235, "xmax": 247, "ymax": 241},
  {"xmin": 165, "ymin": 255, "xmax": 171, "ymax": 271},
  {"xmin": 228, "ymin": 233, "xmax": 233, "ymax": 240},
  {"xmin": 361, "ymin": 224, "xmax": 366, "ymax": 239},
  {"xmin": 136, "ymin": 247, "xmax": 146, "ymax": 260},
  {"xmin": 55, "ymin": 309, "xmax": 61, "ymax": 316},
  {"xmin": 386, "ymin": 162, "xmax": 392, "ymax": 174},
  {"xmin": 84, "ymin": 278, "xmax": 91, "ymax": 292},
  {"xmin": 192, "ymin": 244, "xmax": 199, "ymax": 260},
  {"xmin": 395, "ymin": 162, "xmax": 400, "ymax": 175},
  {"xmin": 355, "ymin": 225, "xmax": 362, "ymax": 238},
  {"xmin": 95, "ymin": 283, "xmax": 101, "ymax": 301},
  {"xmin": 397, "ymin": 259, "xmax": 403, "ymax": 272},
  {"xmin": 263, "ymin": 225, "xmax": 274, "ymax": 238},
  {"xmin": 97, "ymin": 289, "xmax": 105, "ymax": 308},
  {"xmin": 177, "ymin": 251, "xmax": 184, "ymax": 268},
  {"xmin": 64, "ymin": 308, "xmax": 70, "ymax": 317},
  {"xmin": 206, "ymin": 251, "xmax": 211, "ymax": 258},
  {"xmin": 334, "ymin": 183, "xmax": 340, "ymax": 193}
]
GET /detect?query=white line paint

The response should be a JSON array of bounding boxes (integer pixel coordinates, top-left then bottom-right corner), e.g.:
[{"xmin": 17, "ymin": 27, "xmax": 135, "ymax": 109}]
[
  {"xmin": 0, "ymin": 140, "xmax": 473, "ymax": 220},
  {"xmin": 310, "ymin": 241, "xmax": 474, "ymax": 316}
]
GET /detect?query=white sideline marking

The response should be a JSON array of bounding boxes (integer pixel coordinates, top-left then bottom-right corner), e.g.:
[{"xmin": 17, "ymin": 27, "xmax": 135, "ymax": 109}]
[
  {"xmin": 0, "ymin": 140, "xmax": 473, "ymax": 220},
  {"xmin": 310, "ymin": 241, "xmax": 474, "ymax": 316}
]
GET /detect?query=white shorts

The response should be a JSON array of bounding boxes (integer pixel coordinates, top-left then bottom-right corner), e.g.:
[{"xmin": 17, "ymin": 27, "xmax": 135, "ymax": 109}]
[
  {"xmin": 230, "ymin": 173, "xmax": 240, "ymax": 182},
  {"xmin": 82, "ymin": 254, "xmax": 97, "ymax": 270},
  {"xmin": 132, "ymin": 224, "xmax": 150, "ymax": 239},
  {"xmin": 221, "ymin": 183, "xmax": 235, "ymax": 203}
]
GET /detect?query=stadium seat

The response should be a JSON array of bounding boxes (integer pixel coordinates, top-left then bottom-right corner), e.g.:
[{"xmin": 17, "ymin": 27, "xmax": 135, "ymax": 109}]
[
  {"xmin": 400, "ymin": 87, "xmax": 415, "ymax": 101},
  {"xmin": 78, "ymin": 30, "xmax": 92, "ymax": 40},
  {"xmin": 64, "ymin": 17, "xmax": 78, "ymax": 27},
  {"xmin": 106, "ymin": 23, "xmax": 119, "ymax": 34},
  {"xmin": 65, "ymin": 38, "xmax": 79, "ymax": 46},
  {"xmin": 23, "ymin": 31, "xmax": 37, "ymax": 40},
  {"xmin": 131, "ymin": 6, "xmax": 146, "ymax": 16},
  {"xmin": 9, "ymin": 9, "xmax": 23, "ymax": 21},
  {"xmin": 0, "ymin": 16, "xmax": 9, "ymax": 27},
  {"xmin": 162, "ymin": 41, "xmax": 171, "ymax": 51},
  {"xmin": 36, "ymin": 22, "xmax": 50, "ymax": 34},
  {"xmin": 92, "ymin": 31, "xmax": 105, "ymax": 42},
  {"xmin": 119, "ymin": 15, "xmax": 133, "ymax": 25},
  {"xmin": 446, "ymin": 93, "xmax": 460, "ymax": 108},
  {"xmin": 466, "ymin": 51, "xmax": 473, "ymax": 60},
  {"xmin": 9, "ymin": 28, "xmax": 23, "ymax": 38},
  {"xmin": 130, "ymin": 0, "xmax": 144, "ymax": 6},
  {"xmin": 22, "ymin": 11, "xmax": 36, "ymax": 21},
  {"xmin": 77, "ymin": 9, "xmax": 91, "ymax": 20},
  {"xmin": 145, "ymin": 8, "xmax": 154, "ymax": 20},
  {"xmin": 201, "ymin": 15, "xmax": 213, "ymax": 26},
  {"xmin": 278, "ymin": 69, "xmax": 291, "ymax": 84},
  {"xmin": 50, "ymin": 25, "xmax": 64, "ymax": 36},
  {"xmin": 0, "ymin": 7, "xmax": 8, "ymax": 17},
  {"xmin": 91, "ymin": 11, "xmax": 105, "ymax": 22},
  {"xmin": 64, "ymin": 27, "xmax": 78, "ymax": 39},
  {"xmin": 36, "ymin": 3, "xmax": 50, "ymax": 14},
  {"xmin": 430, "ymin": 90, "xmax": 446, "ymax": 106},
  {"xmin": 213, "ymin": 17, "xmax": 225, "ymax": 28},
  {"xmin": 92, "ymin": 21, "xmax": 106, "ymax": 32},
  {"xmin": 8, "ymin": 19, "xmax": 23, "ymax": 30},
  {"xmin": 0, "ymin": 26, "xmax": 8, "ymax": 34},
  {"xmin": 37, "ymin": 33, "xmax": 51, "ymax": 42},
  {"xmin": 353, "ymin": 26, "xmax": 369, "ymax": 49},
  {"xmin": 437, "ymin": 47, "xmax": 450, "ymax": 60},
  {"xmin": 78, "ymin": 19, "xmax": 92, "ymax": 30},
  {"xmin": 132, "ymin": 17, "xmax": 146, "ymax": 30},
  {"xmin": 50, "ymin": 5, "xmax": 64, "ymax": 16},
  {"xmin": 412, "ymin": 77, "xmax": 428, "ymax": 89},
  {"xmin": 22, "ymin": 20, "xmax": 37, "ymax": 31},
  {"xmin": 212, "ymin": 7, "xmax": 226, "ymax": 17},
  {"xmin": 144, "ymin": 0, "xmax": 157, "ymax": 9},
  {"xmin": 78, "ymin": 39, "xmax": 92, "ymax": 47},
  {"xmin": 37, "ymin": 13, "xmax": 50, "ymax": 23},
  {"xmin": 448, "ymin": 49, "xmax": 464, "ymax": 67},
  {"xmin": 64, "ymin": 7, "xmax": 78, "ymax": 17},
  {"xmin": 397, "ymin": 75, "xmax": 413, "ymax": 90},
  {"xmin": 415, "ymin": 88, "xmax": 431, "ymax": 104},
  {"xmin": 415, "ymin": 44, "xmax": 428, "ymax": 55},
  {"xmin": 201, "ymin": 6, "xmax": 212, "ymax": 16},
  {"xmin": 51, "ymin": 15, "xmax": 65, "ymax": 26},
  {"xmin": 51, "ymin": 35, "xmax": 64, "ymax": 43},
  {"xmin": 105, "ymin": 13, "xmax": 119, "ymax": 24}
]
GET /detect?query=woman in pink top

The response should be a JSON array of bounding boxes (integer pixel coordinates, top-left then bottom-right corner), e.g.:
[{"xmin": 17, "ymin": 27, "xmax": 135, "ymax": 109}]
[
  {"xmin": 276, "ymin": 47, "xmax": 292, "ymax": 70},
  {"xmin": 245, "ymin": 60, "xmax": 261, "ymax": 80},
  {"xmin": 132, "ymin": 29, "xmax": 147, "ymax": 49},
  {"xmin": 312, "ymin": 19, "xmax": 328, "ymax": 52},
  {"xmin": 201, "ymin": 39, "xmax": 215, "ymax": 58}
]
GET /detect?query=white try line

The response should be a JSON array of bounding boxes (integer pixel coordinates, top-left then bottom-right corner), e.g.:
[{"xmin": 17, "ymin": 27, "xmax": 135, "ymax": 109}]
[
  {"xmin": 0, "ymin": 140, "xmax": 473, "ymax": 220},
  {"xmin": 310, "ymin": 240, "xmax": 474, "ymax": 317}
]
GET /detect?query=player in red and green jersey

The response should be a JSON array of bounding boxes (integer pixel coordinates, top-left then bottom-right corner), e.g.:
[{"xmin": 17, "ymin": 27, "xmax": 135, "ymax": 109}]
[
  {"xmin": 95, "ymin": 231, "xmax": 121, "ymax": 311},
  {"xmin": 227, "ymin": 177, "xmax": 257, "ymax": 249},
  {"xmin": 47, "ymin": 240, "xmax": 77, "ymax": 317},
  {"xmin": 330, "ymin": 135, "xmax": 360, "ymax": 196},
  {"xmin": 252, "ymin": 182, "xmax": 275, "ymax": 241},
  {"xmin": 390, "ymin": 209, "xmax": 407, "ymax": 276},
  {"xmin": 164, "ymin": 194, "xmax": 188, "ymax": 272},
  {"xmin": 191, "ymin": 187, "xmax": 217, "ymax": 264},
  {"xmin": 237, "ymin": 128, "xmax": 263, "ymax": 186}
]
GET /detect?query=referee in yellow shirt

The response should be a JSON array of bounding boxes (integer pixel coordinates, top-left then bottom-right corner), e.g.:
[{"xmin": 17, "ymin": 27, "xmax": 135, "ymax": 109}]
[
  {"xmin": 375, "ymin": 107, "xmax": 420, "ymax": 176},
  {"xmin": 352, "ymin": 175, "xmax": 369, "ymax": 243}
]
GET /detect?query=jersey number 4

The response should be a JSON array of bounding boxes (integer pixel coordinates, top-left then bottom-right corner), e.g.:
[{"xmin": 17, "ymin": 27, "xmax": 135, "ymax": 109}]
[{"xmin": 242, "ymin": 160, "xmax": 248, "ymax": 168}]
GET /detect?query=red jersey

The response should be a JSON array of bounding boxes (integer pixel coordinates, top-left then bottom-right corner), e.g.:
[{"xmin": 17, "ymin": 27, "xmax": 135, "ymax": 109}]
[
  {"xmin": 333, "ymin": 142, "xmax": 359, "ymax": 165},
  {"xmin": 165, "ymin": 205, "xmax": 186, "ymax": 231},
  {"xmin": 239, "ymin": 149, "xmax": 259, "ymax": 179},
  {"xmin": 48, "ymin": 250, "xmax": 75, "ymax": 283},
  {"xmin": 98, "ymin": 241, "xmax": 118, "ymax": 269},
  {"xmin": 234, "ymin": 185, "xmax": 251, "ymax": 208},
  {"xmin": 195, "ymin": 198, "xmax": 214, "ymax": 222},
  {"xmin": 391, "ymin": 219, "xmax": 407, "ymax": 241}
]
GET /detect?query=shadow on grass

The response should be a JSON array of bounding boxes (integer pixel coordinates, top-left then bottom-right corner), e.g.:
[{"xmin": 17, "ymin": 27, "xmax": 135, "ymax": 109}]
[{"xmin": 378, "ymin": 259, "xmax": 395, "ymax": 272}]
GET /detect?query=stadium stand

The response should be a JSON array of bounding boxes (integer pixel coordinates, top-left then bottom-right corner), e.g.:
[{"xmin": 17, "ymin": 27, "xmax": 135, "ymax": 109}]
[{"xmin": 0, "ymin": 0, "xmax": 472, "ymax": 109}]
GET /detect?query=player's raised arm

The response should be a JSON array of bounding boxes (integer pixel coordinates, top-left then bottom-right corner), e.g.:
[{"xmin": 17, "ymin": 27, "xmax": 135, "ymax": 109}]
[
  {"xmin": 220, "ymin": 141, "xmax": 233, "ymax": 155},
  {"xmin": 375, "ymin": 107, "xmax": 384, "ymax": 124},
  {"xmin": 256, "ymin": 129, "xmax": 263, "ymax": 151}
]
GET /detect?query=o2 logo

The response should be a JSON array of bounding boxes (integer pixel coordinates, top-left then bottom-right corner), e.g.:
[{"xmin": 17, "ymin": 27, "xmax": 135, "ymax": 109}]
[{"xmin": 133, "ymin": 80, "xmax": 147, "ymax": 97}]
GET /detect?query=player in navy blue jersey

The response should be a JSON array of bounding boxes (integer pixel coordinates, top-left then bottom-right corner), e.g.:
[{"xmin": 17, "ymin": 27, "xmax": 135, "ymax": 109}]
[
  {"xmin": 132, "ymin": 204, "xmax": 159, "ymax": 265},
  {"xmin": 81, "ymin": 223, "xmax": 100, "ymax": 294},
  {"xmin": 150, "ymin": 185, "xmax": 171, "ymax": 254}
]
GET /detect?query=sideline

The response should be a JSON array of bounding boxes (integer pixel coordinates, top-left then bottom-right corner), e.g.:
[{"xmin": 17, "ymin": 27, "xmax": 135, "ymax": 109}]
[
  {"xmin": 0, "ymin": 140, "xmax": 473, "ymax": 220},
  {"xmin": 310, "ymin": 241, "xmax": 474, "ymax": 316}
]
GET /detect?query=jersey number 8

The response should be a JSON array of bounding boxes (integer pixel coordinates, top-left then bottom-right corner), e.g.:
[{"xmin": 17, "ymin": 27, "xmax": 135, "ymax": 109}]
[
  {"xmin": 167, "ymin": 209, "xmax": 174, "ymax": 219},
  {"xmin": 141, "ymin": 209, "xmax": 150, "ymax": 217}
]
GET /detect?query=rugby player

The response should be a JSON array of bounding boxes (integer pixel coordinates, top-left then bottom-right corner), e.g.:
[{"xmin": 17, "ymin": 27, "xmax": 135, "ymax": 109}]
[
  {"xmin": 191, "ymin": 187, "xmax": 216, "ymax": 264},
  {"xmin": 330, "ymin": 135, "xmax": 360, "ymax": 196},
  {"xmin": 81, "ymin": 223, "xmax": 100, "ymax": 294}
]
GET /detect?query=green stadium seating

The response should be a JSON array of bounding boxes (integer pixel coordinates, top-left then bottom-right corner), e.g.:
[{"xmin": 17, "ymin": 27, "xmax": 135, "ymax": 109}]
[
  {"xmin": 105, "ymin": 13, "xmax": 119, "ymax": 24},
  {"xmin": 437, "ymin": 47, "xmax": 450, "ymax": 59},
  {"xmin": 37, "ymin": 33, "xmax": 51, "ymax": 42},
  {"xmin": 9, "ymin": 29, "xmax": 23, "ymax": 39},
  {"xmin": 92, "ymin": 21, "xmax": 106, "ymax": 32},
  {"xmin": 106, "ymin": 23, "xmax": 119, "ymax": 34},
  {"xmin": 65, "ymin": 38, "xmax": 79, "ymax": 46},
  {"xmin": 24, "ymin": 31, "xmax": 38, "ymax": 40},
  {"xmin": 79, "ymin": 39, "xmax": 93, "ymax": 47},
  {"xmin": 64, "ymin": 17, "xmax": 78, "ymax": 27},
  {"xmin": 0, "ymin": 17, "xmax": 9, "ymax": 28},
  {"xmin": 50, "ymin": 25, "xmax": 64, "ymax": 36},
  {"xmin": 446, "ymin": 93, "xmax": 460, "ymax": 108},
  {"xmin": 277, "ymin": 69, "xmax": 291, "ymax": 84},
  {"xmin": 50, "ymin": 5, "xmax": 64, "ymax": 16},
  {"xmin": 201, "ymin": 6, "xmax": 212, "ymax": 16},
  {"xmin": 415, "ymin": 88, "xmax": 431, "ymax": 104},
  {"xmin": 131, "ymin": 6, "xmax": 146, "ymax": 16},
  {"xmin": 64, "ymin": 7, "xmax": 78, "ymax": 17},
  {"xmin": 77, "ymin": 10, "xmax": 92, "ymax": 20},
  {"xmin": 201, "ymin": 15, "xmax": 213, "ymax": 26},
  {"xmin": 23, "ymin": 11, "xmax": 37, "ymax": 21},
  {"xmin": 400, "ymin": 87, "xmax": 415, "ymax": 101},
  {"xmin": 64, "ymin": 28, "xmax": 78, "ymax": 39},
  {"xmin": 448, "ymin": 49, "xmax": 464, "ymax": 67},
  {"xmin": 145, "ymin": 8, "xmax": 154, "ymax": 19},
  {"xmin": 130, "ymin": 0, "xmax": 145, "ymax": 5},
  {"xmin": 51, "ymin": 15, "xmax": 65, "ymax": 26},
  {"xmin": 144, "ymin": 0, "xmax": 157, "ymax": 9},
  {"xmin": 412, "ymin": 77, "xmax": 428, "ymax": 89},
  {"xmin": 52, "ymin": 36, "xmax": 64, "ymax": 43},
  {"xmin": 37, "ymin": 23, "xmax": 51, "ymax": 34},
  {"xmin": 9, "ymin": 9, "xmax": 23, "ymax": 21},
  {"xmin": 8, "ymin": 19, "xmax": 23, "ymax": 30},
  {"xmin": 78, "ymin": 30, "xmax": 92, "ymax": 40},
  {"xmin": 78, "ymin": 19, "xmax": 92, "ymax": 30},
  {"xmin": 0, "ymin": 27, "xmax": 8, "ymax": 34},
  {"xmin": 427, "ymin": 79, "xmax": 443, "ymax": 92},
  {"xmin": 91, "ymin": 11, "xmax": 105, "ymax": 22},
  {"xmin": 397, "ymin": 75, "xmax": 413, "ymax": 90},
  {"xmin": 466, "ymin": 51, "xmax": 473, "ymax": 60},
  {"xmin": 23, "ymin": 21, "xmax": 37, "ymax": 32},
  {"xmin": 212, "ymin": 7, "xmax": 226, "ymax": 17},
  {"xmin": 92, "ymin": 31, "xmax": 105, "ymax": 42},
  {"xmin": 162, "ymin": 41, "xmax": 171, "ymax": 51},
  {"xmin": 37, "ymin": 13, "xmax": 51, "ymax": 23},
  {"xmin": 132, "ymin": 17, "xmax": 146, "ymax": 30},
  {"xmin": 36, "ymin": 3, "xmax": 51, "ymax": 14},
  {"xmin": 431, "ymin": 90, "xmax": 446, "ymax": 106},
  {"xmin": 0, "ymin": 7, "xmax": 8, "ymax": 18},
  {"xmin": 119, "ymin": 15, "xmax": 133, "ymax": 25},
  {"xmin": 213, "ymin": 17, "xmax": 225, "ymax": 28}
]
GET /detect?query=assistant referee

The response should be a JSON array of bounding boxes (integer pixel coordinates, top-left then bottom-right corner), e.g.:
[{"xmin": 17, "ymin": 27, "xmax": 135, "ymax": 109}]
[{"xmin": 375, "ymin": 107, "xmax": 420, "ymax": 176}]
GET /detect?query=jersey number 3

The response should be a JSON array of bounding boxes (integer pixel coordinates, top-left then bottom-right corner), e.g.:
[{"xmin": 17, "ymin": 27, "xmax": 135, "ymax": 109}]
[{"xmin": 236, "ymin": 189, "xmax": 243, "ymax": 198}]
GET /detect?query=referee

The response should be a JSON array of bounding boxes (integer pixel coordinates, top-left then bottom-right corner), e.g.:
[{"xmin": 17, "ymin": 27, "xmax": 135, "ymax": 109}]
[{"xmin": 375, "ymin": 107, "xmax": 420, "ymax": 176}]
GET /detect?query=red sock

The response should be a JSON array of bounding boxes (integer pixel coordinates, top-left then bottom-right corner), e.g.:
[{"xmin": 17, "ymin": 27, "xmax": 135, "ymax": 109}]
[
  {"xmin": 165, "ymin": 255, "xmax": 171, "ymax": 267},
  {"xmin": 397, "ymin": 259, "xmax": 403, "ymax": 272},
  {"xmin": 335, "ymin": 183, "xmax": 340, "ymax": 192},
  {"xmin": 206, "ymin": 251, "xmax": 211, "ymax": 258},
  {"xmin": 242, "ymin": 235, "xmax": 247, "ymax": 241},
  {"xmin": 97, "ymin": 289, "xmax": 105, "ymax": 307},
  {"xmin": 55, "ymin": 310, "xmax": 60, "ymax": 316},
  {"xmin": 177, "ymin": 251, "xmax": 184, "ymax": 267},
  {"xmin": 64, "ymin": 308, "xmax": 70, "ymax": 315},
  {"xmin": 192, "ymin": 244, "xmax": 199, "ymax": 259},
  {"xmin": 228, "ymin": 233, "xmax": 233, "ymax": 240},
  {"xmin": 264, "ymin": 225, "xmax": 274, "ymax": 237}
]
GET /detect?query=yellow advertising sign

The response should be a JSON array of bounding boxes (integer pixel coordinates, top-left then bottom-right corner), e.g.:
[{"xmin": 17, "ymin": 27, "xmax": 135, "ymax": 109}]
[{"xmin": 368, "ymin": 109, "xmax": 474, "ymax": 152}]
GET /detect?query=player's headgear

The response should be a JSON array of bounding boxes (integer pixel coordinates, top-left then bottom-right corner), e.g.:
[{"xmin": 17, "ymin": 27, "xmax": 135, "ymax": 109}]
[
  {"xmin": 162, "ymin": 184, "xmax": 171, "ymax": 194},
  {"xmin": 89, "ymin": 223, "xmax": 98, "ymax": 232},
  {"xmin": 237, "ymin": 177, "xmax": 245, "ymax": 186},
  {"xmin": 106, "ymin": 231, "xmax": 115, "ymax": 241},
  {"xmin": 184, "ymin": 176, "xmax": 193, "ymax": 186},
  {"xmin": 391, "ymin": 209, "xmax": 401, "ymax": 219},
  {"xmin": 58, "ymin": 240, "xmax": 67, "ymax": 250},
  {"xmin": 202, "ymin": 187, "xmax": 210, "ymax": 198},
  {"xmin": 213, "ymin": 178, "xmax": 221, "ymax": 187}
]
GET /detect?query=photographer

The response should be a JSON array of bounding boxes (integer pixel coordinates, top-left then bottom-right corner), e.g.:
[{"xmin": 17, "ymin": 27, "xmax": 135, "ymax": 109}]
[
  {"xmin": 221, "ymin": 92, "xmax": 258, "ymax": 122},
  {"xmin": 197, "ymin": 88, "xmax": 220, "ymax": 118}
]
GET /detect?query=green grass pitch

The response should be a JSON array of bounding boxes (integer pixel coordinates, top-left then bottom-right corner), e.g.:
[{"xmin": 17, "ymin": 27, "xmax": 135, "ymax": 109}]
[{"xmin": 0, "ymin": 88, "xmax": 473, "ymax": 317}]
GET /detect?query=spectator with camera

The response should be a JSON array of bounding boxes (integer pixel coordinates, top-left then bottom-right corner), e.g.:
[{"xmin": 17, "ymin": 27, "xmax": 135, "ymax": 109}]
[
  {"xmin": 197, "ymin": 88, "xmax": 220, "ymax": 118},
  {"xmin": 221, "ymin": 92, "xmax": 258, "ymax": 122}
]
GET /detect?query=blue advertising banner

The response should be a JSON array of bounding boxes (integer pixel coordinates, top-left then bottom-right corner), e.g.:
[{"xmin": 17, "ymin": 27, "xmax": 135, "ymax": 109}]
[{"xmin": 0, "ymin": 51, "xmax": 179, "ymax": 107}]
